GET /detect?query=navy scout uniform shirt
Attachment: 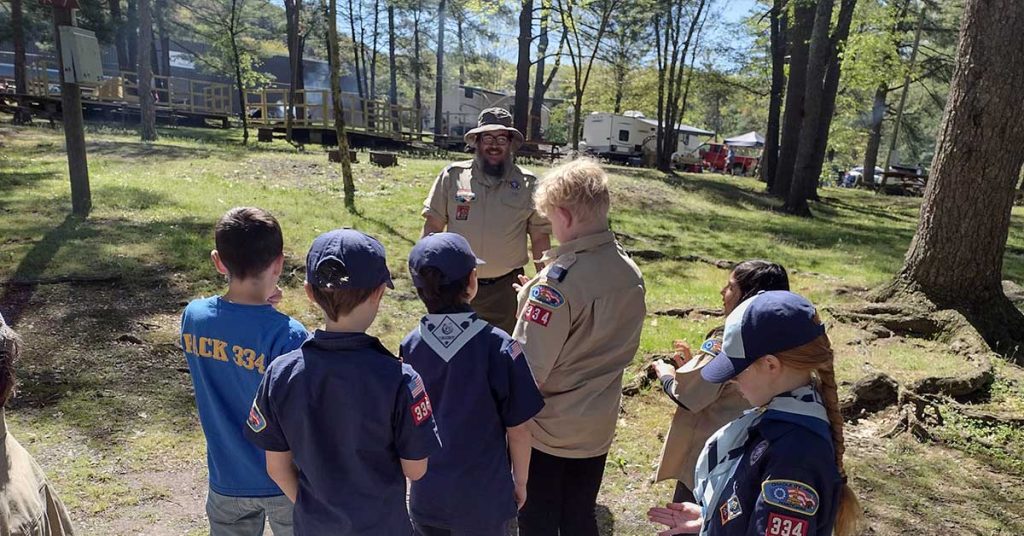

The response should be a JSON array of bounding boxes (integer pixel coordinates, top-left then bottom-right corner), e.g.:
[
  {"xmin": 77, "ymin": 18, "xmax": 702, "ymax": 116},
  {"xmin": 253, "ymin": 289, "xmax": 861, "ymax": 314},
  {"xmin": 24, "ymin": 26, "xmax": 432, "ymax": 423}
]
[
  {"xmin": 244, "ymin": 331, "xmax": 442, "ymax": 536},
  {"xmin": 400, "ymin": 307, "xmax": 545, "ymax": 530},
  {"xmin": 706, "ymin": 413, "xmax": 842, "ymax": 536},
  {"xmin": 512, "ymin": 230, "xmax": 646, "ymax": 458},
  {"xmin": 422, "ymin": 160, "xmax": 551, "ymax": 279}
]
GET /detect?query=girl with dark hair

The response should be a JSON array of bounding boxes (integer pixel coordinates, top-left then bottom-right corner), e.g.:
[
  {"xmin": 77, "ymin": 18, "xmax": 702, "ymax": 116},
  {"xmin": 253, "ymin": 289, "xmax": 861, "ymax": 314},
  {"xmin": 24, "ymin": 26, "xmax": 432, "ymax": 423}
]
[{"xmin": 651, "ymin": 260, "xmax": 790, "ymax": 504}]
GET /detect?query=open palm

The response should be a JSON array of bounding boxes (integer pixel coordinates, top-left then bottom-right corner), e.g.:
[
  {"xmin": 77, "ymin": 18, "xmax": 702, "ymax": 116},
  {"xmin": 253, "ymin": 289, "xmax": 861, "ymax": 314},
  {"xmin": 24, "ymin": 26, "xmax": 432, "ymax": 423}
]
[{"xmin": 647, "ymin": 502, "xmax": 703, "ymax": 535}]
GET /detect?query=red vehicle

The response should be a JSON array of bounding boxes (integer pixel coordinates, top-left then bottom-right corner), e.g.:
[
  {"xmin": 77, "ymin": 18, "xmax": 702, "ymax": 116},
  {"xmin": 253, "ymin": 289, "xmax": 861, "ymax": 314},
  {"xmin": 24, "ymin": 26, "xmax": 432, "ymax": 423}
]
[{"xmin": 700, "ymin": 143, "xmax": 760, "ymax": 175}]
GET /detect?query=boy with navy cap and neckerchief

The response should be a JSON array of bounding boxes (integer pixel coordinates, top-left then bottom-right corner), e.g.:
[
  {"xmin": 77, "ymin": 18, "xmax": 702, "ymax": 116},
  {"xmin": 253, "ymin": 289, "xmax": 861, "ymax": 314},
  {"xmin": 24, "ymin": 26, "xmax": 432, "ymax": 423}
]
[
  {"xmin": 648, "ymin": 291, "xmax": 862, "ymax": 536},
  {"xmin": 245, "ymin": 229, "xmax": 442, "ymax": 536},
  {"xmin": 400, "ymin": 232, "xmax": 544, "ymax": 536}
]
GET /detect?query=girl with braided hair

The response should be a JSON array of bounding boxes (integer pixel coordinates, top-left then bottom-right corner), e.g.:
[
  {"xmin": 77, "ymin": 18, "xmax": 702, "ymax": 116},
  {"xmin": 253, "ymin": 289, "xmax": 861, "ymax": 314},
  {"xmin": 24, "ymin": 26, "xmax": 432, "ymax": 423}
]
[{"xmin": 648, "ymin": 291, "xmax": 862, "ymax": 536}]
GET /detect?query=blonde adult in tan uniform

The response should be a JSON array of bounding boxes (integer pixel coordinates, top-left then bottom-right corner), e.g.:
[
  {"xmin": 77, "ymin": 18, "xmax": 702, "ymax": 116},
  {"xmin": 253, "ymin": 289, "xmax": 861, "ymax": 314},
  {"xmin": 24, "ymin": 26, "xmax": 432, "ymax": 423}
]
[
  {"xmin": 512, "ymin": 159, "xmax": 645, "ymax": 536},
  {"xmin": 0, "ymin": 317, "xmax": 75, "ymax": 536},
  {"xmin": 649, "ymin": 260, "xmax": 790, "ymax": 504},
  {"xmin": 422, "ymin": 108, "xmax": 551, "ymax": 334}
]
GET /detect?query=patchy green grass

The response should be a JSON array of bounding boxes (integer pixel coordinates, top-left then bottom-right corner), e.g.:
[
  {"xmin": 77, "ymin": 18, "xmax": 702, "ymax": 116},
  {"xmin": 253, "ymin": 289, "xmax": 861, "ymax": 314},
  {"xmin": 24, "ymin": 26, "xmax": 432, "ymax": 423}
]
[{"xmin": 2, "ymin": 122, "xmax": 1024, "ymax": 534}]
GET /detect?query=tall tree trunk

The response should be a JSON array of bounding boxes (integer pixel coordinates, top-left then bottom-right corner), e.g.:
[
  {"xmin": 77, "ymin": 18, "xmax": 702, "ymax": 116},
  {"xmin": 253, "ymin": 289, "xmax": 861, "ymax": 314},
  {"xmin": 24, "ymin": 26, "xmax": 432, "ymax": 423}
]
[
  {"xmin": 659, "ymin": 0, "xmax": 706, "ymax": 172},
  {"xmin": 771, "ymin": 0, "xmax": 814, "ymax": 196},
  {"xmin": 761, "ymin": 0, "xmax": 786, "ymax": 187},
  {"xmin": 413, "ymin": 13, "xmax": 423, "ymax": 118},
  {"xmin": 127, "ymin": 0, "xmax": 139, "ymax": 68},
  {"xmin": 108, "ymin": 0, "xmax": 130, "ymax": 70},
  {"xmin": 138, "ymin": 0, "xmax": 157, "ymax": 141},
  {"xmin": 228, "ymin": 0, "xmax": 248, "ymax": 144},
  {"xmin": 285, "ymin": 0, "xmax": 305, "ymax": 142},
  {"xmin": 612, "ymin": 59, "xmax": 626, "ymax": 114},
  {"xmin": 529, "ymin": 0, "xmax": 550, "ymax": 140},
  {"xmin": 156, "ymin": 0, "xmax": 170, "ymax": 80},
  {"xmin": 433, "ymin": 0, "xmax": 447, "ymax": 138},
  {"xmin": 12, "ymin": 0, "xmax": 29, "ymax": 123},
  {"xmin": 456, "ymin": 11, "xmax": 466, "ymax": 85},
  {"xmin": 881, "ymin": 0, "xmax": 1024, "ymax": 360},
  {"xmin": 388, "ymin": 2, "xmax": 399, "ymax": 131},
  {"xmin": 513, "ymin": 0, "xmax": 533, "ymax": 134},
  {"xmin": 328, "ymin": 0, "xmax": 356, "ymax": 207},
  {"xmin": 370, "ymin": 0, "xmax": 380, "ymax": 98},
  {"xmin": 861, "ymin": 83, "xmax": 888, "ymax": 187},
  {"xmin": 348, "ymin": 0, "xmax": 365, "ymax": 99}
]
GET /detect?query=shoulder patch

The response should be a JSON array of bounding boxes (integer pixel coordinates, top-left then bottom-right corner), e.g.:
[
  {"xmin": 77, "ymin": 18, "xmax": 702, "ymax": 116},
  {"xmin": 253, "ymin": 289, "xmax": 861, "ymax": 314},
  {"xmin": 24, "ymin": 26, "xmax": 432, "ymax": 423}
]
[
  {"xmin": 507, "ymin": 340, "xmax": 524, "ymax": 361},
  {"xmin": 530, "ymin": 284, "xmax": 565, "ymax": 309},
  {"xmin": 699, "ymin": 338, "xmax": 723, "ymax": 357},
  {"xmin": 405, "ymin": 368, "xmax": 426, "ymax": 399},
  {"xmin": 522, "ymin": 303, "xmax": 553, "ymax": 327},
  {"xmin": 750, "ymin": 439, "xmax": 770, "ymax": 465},
  {"xmin": 762, "ymin": 480, "xmax": 820, "ymax": 516},
  {"xmin": 765, "ymin": 513, "xmax": 809, "ymax": 536},
  {"xmin": 247, "ymin": 400, "xmax": 267, "ymax": 433}
]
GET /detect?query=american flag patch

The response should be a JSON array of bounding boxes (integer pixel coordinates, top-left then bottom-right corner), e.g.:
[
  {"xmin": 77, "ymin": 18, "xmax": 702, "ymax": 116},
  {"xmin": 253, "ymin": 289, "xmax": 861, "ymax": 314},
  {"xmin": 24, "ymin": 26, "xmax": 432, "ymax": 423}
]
[
  {"xmin": 509, "ymin": 341, "xmax": 523, "ymax": 361},
  {"xmin": 408, "ymin": 373, "xmax": 425, "ymax": 399}
]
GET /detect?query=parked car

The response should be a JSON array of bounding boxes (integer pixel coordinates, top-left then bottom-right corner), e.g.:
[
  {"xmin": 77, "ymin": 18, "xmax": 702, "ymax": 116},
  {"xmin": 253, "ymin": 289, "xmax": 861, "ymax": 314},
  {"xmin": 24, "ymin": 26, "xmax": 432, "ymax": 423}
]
[
  {"xmin": 842, "ymin": 166, "xmax": 884, "ymax": 187},
  {"xmin": 700, "ymin": 143, "xmax": 759, "ymax": 175}
]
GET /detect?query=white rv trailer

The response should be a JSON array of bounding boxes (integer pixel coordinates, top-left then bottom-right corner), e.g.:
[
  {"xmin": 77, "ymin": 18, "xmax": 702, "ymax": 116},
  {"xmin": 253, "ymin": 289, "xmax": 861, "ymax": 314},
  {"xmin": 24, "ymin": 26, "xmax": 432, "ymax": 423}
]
[
  {"xmin": 581, "ymin": 111, "xmax": 713, "ymax": 161},
  {"xmin": 426, "ymin": 84, "xmax": 562, "ymax": 145}
]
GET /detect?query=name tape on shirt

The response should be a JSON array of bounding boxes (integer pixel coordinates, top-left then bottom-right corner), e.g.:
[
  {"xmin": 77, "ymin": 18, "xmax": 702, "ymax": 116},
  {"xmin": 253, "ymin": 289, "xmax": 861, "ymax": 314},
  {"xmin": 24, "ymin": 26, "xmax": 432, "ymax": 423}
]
[
  {"xmin": 522, "ymin": 303, "xmax": 553, "ymax": 327},
  {"xmin": 765, "ymin": 512, "xmax": 809, "ymax": 536},
  {"xmin": 247, "ymin": 400, "xmax": 267, "ymax": 432},
  {"xmin": 762, "ymin": 480, "xmax": 820, "ymax": 516},
  {"xmin": 529, "ymin": 284, "xmax": 565, "ymax": 309}
]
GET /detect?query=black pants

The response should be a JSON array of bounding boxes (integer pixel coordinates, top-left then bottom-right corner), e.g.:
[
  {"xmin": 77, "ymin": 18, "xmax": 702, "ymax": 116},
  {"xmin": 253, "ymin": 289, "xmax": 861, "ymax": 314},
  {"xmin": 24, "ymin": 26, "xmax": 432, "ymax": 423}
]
[
  {"xmin": 518, "ymin": 449, "xmax": 607, "ymax": 536},
  {"xmin": 413, "ymin": 520, "xmax": 510, "ymax": 536}
]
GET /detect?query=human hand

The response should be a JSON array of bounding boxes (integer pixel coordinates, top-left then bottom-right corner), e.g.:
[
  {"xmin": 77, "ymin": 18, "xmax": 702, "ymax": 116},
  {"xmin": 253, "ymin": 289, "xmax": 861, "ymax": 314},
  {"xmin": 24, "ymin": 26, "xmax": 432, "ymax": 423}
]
[
  {"xmin": 647, "ymin": 502, "xmax": 702, "ymax": 535},
  {"xmin": 514, "ymin": 480, "xmax": 528, "ymax": 510},
  {"xmin": 512, "ymin": 274, "xmax": 531, "ymax": 293},
  {"xmin": 651, "ymin": 360, "xmax": 676, "ymax": 380},
  {"xmin": 267, "ymin": 286, "xmax": 283, "ymax": 307},
  {"xmin": 671, "ymin": 340, "xmax": 693, "ymax": 368}
]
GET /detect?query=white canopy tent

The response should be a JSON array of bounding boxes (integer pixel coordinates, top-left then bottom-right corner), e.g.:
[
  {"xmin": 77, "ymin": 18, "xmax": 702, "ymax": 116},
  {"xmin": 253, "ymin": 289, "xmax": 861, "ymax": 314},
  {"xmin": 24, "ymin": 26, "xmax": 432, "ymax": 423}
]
[{"xmin": 724, "ymin": 131, "xmax": 765, "ymax": 148}]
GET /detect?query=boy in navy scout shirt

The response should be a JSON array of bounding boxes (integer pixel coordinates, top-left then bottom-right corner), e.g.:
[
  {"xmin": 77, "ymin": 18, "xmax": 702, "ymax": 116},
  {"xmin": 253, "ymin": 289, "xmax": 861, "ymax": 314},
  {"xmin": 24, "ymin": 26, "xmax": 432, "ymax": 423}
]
[
  {"xmin": 180, "ymin": 207, "xmax": 308, "ymax": 536},
  {"xmin": 513, "ymin": 159, "xmax": 646, "ymax": 536},
  {"xmin": 245, "ymin": 229, "xmax": 442, "ymax": 536},
  {"xmin": 400, "ymin": 232, "xmax": 544, "ymax": 536}
]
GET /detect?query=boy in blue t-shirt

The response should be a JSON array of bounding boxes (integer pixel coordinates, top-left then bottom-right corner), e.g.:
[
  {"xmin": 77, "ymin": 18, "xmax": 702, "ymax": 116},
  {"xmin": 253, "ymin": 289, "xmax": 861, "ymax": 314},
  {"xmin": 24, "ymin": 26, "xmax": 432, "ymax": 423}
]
[
  {"xmin": 401, "ymin": 232, "xmax": 544, "ymax": 535},
  {"xmin": 245, "ymin": 229, "xmax": 443, "ymax": 536},
  {"xmin": 180, "ymin": 207, "xmax": 309, "ymax": 536}
]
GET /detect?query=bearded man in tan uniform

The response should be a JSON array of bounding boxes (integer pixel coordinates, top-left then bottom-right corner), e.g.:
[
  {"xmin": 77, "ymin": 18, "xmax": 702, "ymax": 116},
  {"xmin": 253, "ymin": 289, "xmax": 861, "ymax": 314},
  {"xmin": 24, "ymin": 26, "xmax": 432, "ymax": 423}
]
[
  {"xmin": 422, "ymin": 108, "xmax": 551, "ymax": 334},
  {"xmin": 0, "ymin": 316, "xmax": 75, "ymax": 536},
  {"xmin": 513, "ymin": 159, "xmax": 646, "ymax": 536}
]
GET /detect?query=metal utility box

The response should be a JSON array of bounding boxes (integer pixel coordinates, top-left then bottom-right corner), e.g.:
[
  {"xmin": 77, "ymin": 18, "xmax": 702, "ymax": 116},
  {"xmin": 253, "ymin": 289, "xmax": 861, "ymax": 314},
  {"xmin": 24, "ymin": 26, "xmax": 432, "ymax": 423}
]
[{"xmin": 58, "ymin": 26, "xmax": 104, "ymax": 85}]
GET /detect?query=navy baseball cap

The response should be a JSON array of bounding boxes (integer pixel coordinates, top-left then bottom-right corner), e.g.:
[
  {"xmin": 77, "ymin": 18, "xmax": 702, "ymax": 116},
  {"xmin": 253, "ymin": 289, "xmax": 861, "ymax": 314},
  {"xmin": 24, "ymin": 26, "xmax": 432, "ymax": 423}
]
[
  {"xmin": 408, "ymin": 232, "xmax": 484, "ymax": 288},
  {"xmin": 306, "ymin": 229, "xmax": 394, "ymax": 290},
  {"xmin": 701, "ymin": 291, "xmax": 826, "ymax": 384}
]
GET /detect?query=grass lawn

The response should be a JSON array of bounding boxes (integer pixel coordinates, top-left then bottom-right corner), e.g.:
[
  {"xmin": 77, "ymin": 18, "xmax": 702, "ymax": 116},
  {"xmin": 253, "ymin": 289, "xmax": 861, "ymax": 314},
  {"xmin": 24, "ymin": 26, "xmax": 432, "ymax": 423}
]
[{"xmin": 2, "ymin": 122, "xmax": 1023, "ymax": 535}]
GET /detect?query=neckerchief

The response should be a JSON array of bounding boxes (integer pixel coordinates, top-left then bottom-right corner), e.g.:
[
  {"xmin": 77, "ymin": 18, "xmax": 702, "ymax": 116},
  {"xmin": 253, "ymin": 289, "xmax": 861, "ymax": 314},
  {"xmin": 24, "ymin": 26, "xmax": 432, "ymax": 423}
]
[
  {"xmin": 418, "ymin": 312, "xmax": 488, "ymax": 362},
  {"xmin": 693, "ymin": 385, "xmax": 829, "ymax": 535}
]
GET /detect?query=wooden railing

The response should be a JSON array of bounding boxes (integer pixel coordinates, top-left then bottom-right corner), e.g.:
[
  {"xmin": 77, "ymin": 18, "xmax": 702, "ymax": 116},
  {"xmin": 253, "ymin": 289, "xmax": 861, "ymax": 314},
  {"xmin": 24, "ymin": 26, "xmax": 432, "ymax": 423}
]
[{"xmin": 245, "ymin": 86, "xmax": 426, "ymax": 139}]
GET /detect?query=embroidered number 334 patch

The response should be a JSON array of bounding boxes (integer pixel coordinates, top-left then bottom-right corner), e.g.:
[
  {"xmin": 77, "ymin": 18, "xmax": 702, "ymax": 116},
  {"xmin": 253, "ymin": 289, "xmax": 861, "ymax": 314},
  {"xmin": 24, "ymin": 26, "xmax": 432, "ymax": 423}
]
[{"xmin": 765, "ymin": 512, "xmax": 809, "ymax": 536}]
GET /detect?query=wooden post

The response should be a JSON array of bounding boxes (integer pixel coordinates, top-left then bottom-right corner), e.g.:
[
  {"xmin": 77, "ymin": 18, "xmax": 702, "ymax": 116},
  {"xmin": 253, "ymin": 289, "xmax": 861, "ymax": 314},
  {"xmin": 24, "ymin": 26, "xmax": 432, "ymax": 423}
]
[{"xmin": 51, "ymin": 2, "xmax": 91, "ymax": 216}]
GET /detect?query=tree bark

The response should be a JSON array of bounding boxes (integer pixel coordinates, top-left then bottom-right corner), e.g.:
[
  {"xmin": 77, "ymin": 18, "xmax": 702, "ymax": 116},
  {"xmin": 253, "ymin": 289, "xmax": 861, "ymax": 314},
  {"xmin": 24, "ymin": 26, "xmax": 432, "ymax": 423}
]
[
  {"xmin": 370, "ymin": 0, "xmax": 380, "ymax": 98},
  {"xmin": 328, "ymin": 0, "xmax": 357, "ymax": 207},
  {"xmin": 513, "ymin": 0, "xmax": 533, "ymax": 134},
  {"xmin": 413, "ymin": 13, "xmax": 423, "ymax": 116},
  {"xmin": 881, "ymin": 0, "xmax": 1024, "ymax": 360},
  {"xmin": 12, "ymin": 0, "xmax": 28, "ymax": 107},
  {"xmin": 108, "ymin": 0, "xmax": 130, "ymax": 71},
  {"xmin": 388, "ymin": 2, "xmax": 399, "ymax": 131},
  {"xmin": 760, "ymin": 0, "xmax": 786, "ymax": 187},
  {"xmin": 771, "ymin": 0, "xmax": 814, "ymax": 197},
  {"xmin": 861, "ymin": 83, "xmax": 888, "ymax": 188},
  {"xmin": 138, "ymin": 0, "xmax": 157, "ymax": 141},
  {"xmin": 228, "ymin": 0, "xmax": 248, "ymax": 144},
  {"xmin": 529, "ymin": 0, "xmax": 550, "ymax": 140},
  {"xmin": 127, "ymin": 0, "xmax": 139, "ymax": 69},
  {"xmin": 455, "ymin": 10, "xmax": 466, "ymax": 86},
  {"xmin": 347, "ymin": 0, "xmax": 365, "ymax": 99},
  {"xmin": 285, "ymin": 0, "xmax": 305, "ymax": 142},
  {"xmin": 433, "ymin": 0, "xmax": 447, "ymax": 138}
]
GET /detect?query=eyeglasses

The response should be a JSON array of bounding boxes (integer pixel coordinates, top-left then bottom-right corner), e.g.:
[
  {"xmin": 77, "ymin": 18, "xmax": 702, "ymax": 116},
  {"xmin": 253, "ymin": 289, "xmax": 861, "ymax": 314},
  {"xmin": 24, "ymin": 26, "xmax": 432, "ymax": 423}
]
[{"xmin": 480, "ymin": 134, "xmax": 510, "ymax": 146}]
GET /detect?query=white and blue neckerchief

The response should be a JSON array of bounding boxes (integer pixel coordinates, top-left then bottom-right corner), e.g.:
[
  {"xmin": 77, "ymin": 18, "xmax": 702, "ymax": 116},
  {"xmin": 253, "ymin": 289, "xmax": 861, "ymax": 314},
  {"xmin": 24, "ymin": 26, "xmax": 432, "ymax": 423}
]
[
  {"xmin": 418, "ymin": 312, "xmax": 488, "ymax": 362},
  {"xmin": 692, "ymin": 385, "xmax": 829, "ymax": 535}
]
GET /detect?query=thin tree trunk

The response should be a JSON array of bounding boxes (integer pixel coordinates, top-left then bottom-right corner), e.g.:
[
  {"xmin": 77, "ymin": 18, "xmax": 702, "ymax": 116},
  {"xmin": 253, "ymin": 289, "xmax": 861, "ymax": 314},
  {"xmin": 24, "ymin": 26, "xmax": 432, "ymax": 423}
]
[
  {"xmin": 513, "ymin": 0, "xmax": 533, "ymax": 134},
  {"xmin": 156, "ymin": 0, "xmax": 171, "ymax": 81},
  {"xmin": 327, "ymin": 0, "xmax": 356, "ymax": 207},
  {"xmin": 228, "ymin": 0, "xmax": 248, "ymax": 144},
  {"xmin": 456, "ymin": 10, "xmax": 466, "ymax": 85},
  {"xmin": 882, "ymin": 0, "xmax": 1024, "ymax": 359},
  {"xmin": 285, "ymin": 0, "xmax": 305, "ymax": 142},
  {"xmin": 771, "ymin": 0, "xmax": 814, "ymax": 197},
  {"xmin": 348, "ymin": 0, "xmax": 365, "ymax": 99},
  {"xmin": 413, "ymin": 13, "xmax": 423, "ymax": 116},
  {"xmin": 138, "ymin": 0, "xmax": 157, "ymax": 141},
  {"xmin": 761, "ymin": 0, "xmax": 786, "ymax": 187},
  {"xmin": 108, "ymin": 0, "xmax": 130, "ymax": 71},
  {"xmin": 860, "ymin": 83, "xmax": 888, "ymax": 187},
  {"xmin": 370, "ymin": 0, "xmax": 380, "ymax": 98},
  {"xmin": 388, "ymin": 2, "xmax": 399, "ymax": 131},
  {"xmin": 433, "ymin": 0, "xmax": 447, "ymax": 138},
  {"xmin": 530, "ymin": 0, "xmax": 550, "ymax": 140},
  {"xmin": 127, "ymin": 0, "xmax": 139, "ymax": 68},
  {"xmin": 12, "ymin": 0, "xmax": 30, "ymax": 123}
]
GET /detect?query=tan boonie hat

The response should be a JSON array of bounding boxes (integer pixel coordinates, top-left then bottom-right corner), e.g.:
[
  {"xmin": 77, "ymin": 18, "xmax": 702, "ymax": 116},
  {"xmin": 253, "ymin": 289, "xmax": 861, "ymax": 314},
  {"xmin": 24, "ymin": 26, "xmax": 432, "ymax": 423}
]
[{"xmin": 464, "ymin": 107, "xmax": 526, "ymax": 147}]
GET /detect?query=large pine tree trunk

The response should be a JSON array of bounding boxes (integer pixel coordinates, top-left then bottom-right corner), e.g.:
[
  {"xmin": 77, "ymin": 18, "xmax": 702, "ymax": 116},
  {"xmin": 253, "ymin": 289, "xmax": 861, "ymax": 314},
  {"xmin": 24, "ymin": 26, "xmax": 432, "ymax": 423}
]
[
  {"xmin": 108, "ymin": 0, "xmax": 130, "ymax": 70},
  {"xmin": 529, "ymin": 0, "xmax": 549, "ymax": 140},
  {"xmin": 285, "ymin": 0, "xmax": 304, "ymax": 142},
  {"xmin": 882, "ymin": 0, "xmax": 1024, "ymax": 359},
  {"xmin": 12, "ymin": 0, "xmax": 30, "ymax": 122},
  {"xmin": 861, "ymin": 83, "xmax": 887, "ymax": 187},
  {"xmin": 370, "ymin": 0, "xmax": 380, "ymax": 98},
  {"xmin": 513, "ymin": 0, "xmax": 533, "ymax": 134},
  {"xmin": 760, "ymin": 0, "xmax": 786, "ymax": 187},
  {"xmin": 433, "ymin": 0, "xmax": 447, "ymax": 138},
  {"xmin": 127, "ymin": 0, "xmax": 139, "ymax": 69},
  {"xmin": 138, "ymin": 0, "xmax": 157, "ymax": 141},
  {"xmin": 388, "ymin": 2, "xmax": 399, "ymax": 131},
  {"xmin": 771, "ymin": 0, "xmax": 814, "ymax": 197}
]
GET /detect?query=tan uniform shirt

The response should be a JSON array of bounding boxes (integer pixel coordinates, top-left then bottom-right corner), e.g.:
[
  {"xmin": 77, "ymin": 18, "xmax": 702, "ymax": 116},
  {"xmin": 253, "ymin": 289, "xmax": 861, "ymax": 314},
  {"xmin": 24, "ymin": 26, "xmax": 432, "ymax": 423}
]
[
  {"xmin": 654, "ymin": 348, "xmax": 750, "ymax": 488},
  {"xmin": 512, "ymin": 231, "xmax": 646, "ymax": 458},
  {"xmin": 422, "ymin": 160, "xmax": 552, "ymax": 279},
  {"xmin": 0, "ymin": 410, "xmax": 75, "ymax": 536}
]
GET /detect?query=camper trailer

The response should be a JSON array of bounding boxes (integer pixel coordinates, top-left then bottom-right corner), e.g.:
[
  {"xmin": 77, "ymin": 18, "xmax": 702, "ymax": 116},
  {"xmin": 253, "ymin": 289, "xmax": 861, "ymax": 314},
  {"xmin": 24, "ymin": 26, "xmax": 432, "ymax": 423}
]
[
  {"xmin": 581, "ymin": 111, "xmax": 713, "ymax": 163},
  {"xmin": 427, "ymin": 84, "xmax": 562, "ymax": 147}
]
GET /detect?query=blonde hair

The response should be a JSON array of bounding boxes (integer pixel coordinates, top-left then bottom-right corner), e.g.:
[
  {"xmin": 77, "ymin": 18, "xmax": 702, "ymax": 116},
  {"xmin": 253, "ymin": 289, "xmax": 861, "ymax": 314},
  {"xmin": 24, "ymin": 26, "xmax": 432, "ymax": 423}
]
[
  {"xmin": 774, "ymin": 333, "xmax": 863, "ymax": 536},
  {"xmin": 533, "ymin": 158, "xmax": 610, "ymax": 223}
]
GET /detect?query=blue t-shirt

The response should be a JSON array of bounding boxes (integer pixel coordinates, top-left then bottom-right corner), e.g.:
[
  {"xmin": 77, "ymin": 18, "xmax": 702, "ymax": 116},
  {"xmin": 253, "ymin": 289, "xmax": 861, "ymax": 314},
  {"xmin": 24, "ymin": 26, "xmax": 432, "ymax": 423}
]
[
  {"xmin": 705, "ymin": 411, "xmax": 842, "ymax": 536},
  {"xmin": 400, "ymin": 309, "xmax": 545, "ymax": 530},
  {"xmin": 245, "ymin": 331, "xmax": 442, "ymax": 536},
  {"xmin": 180, "ymin": 296, "xmax": 308, "ymax": 497}
]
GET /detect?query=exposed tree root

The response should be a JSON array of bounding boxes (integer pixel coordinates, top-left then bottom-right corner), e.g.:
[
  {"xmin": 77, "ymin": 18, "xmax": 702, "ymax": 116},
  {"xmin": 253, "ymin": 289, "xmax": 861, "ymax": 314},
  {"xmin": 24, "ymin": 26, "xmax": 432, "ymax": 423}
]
[{"xmin": 653, "ymin": 306, "xmax": 724, "ymax": 318}]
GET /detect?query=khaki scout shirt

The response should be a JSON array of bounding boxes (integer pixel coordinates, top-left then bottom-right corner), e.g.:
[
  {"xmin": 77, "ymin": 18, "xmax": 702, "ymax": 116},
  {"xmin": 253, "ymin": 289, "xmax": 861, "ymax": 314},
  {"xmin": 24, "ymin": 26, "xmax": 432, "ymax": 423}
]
[
  {"xmin": 0, "ymin": 410, "xmax": 75, "ymax": 536},
  {"xmin": 512, "ymin": 231, "xmax": 645, "ymax": 458},
  {"xmin": 654, "ymin": 349, "xmax": 750, "ymax": 488},
  {"xmin": 422, "ymin": 160, "xmax": 552, "ymax": 279}
]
